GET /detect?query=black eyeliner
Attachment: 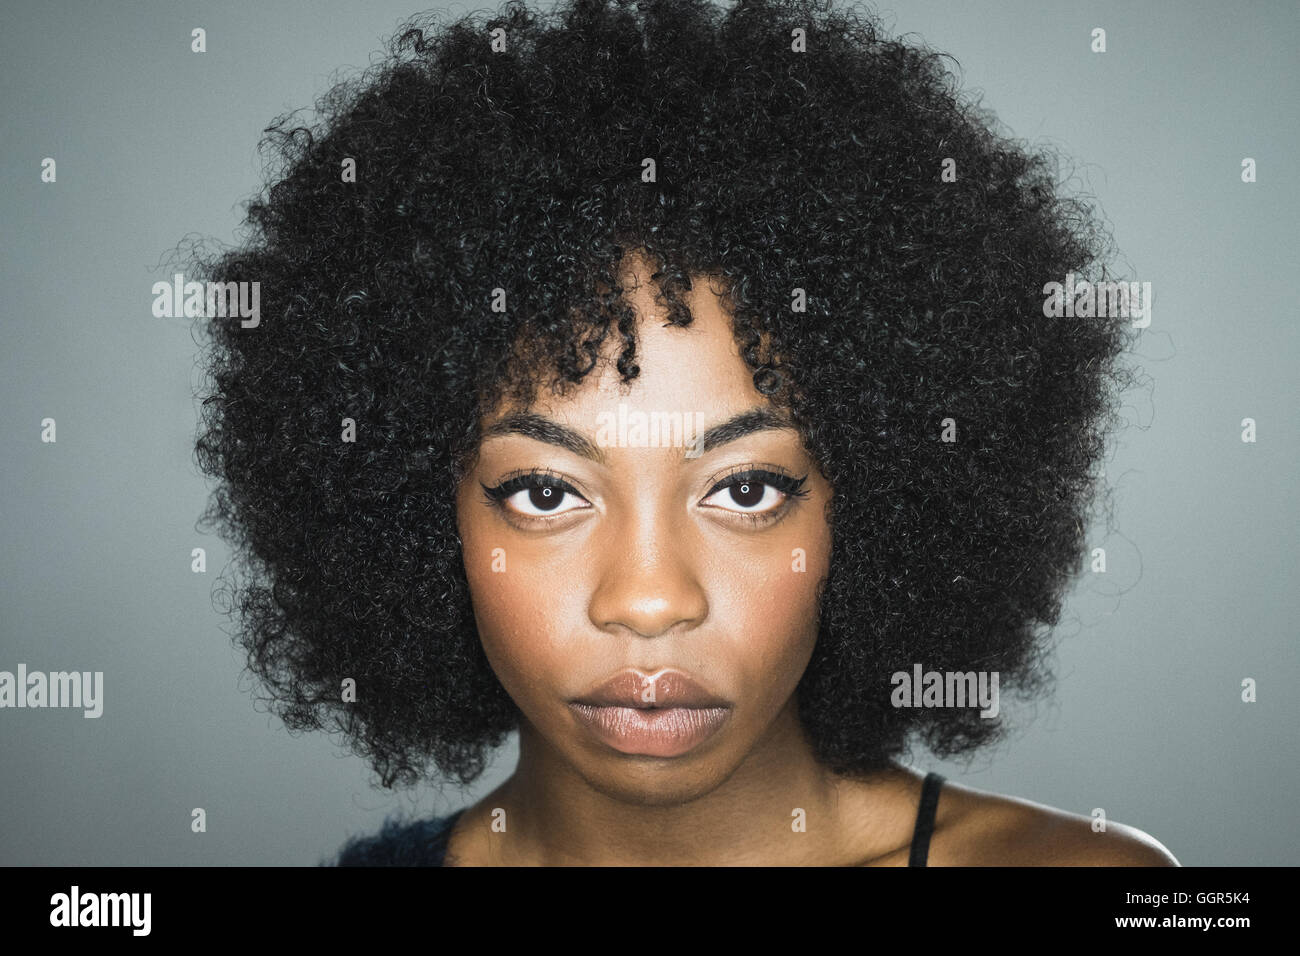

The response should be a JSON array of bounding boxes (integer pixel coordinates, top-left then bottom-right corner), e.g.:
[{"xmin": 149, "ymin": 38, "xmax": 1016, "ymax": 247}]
[
  {"xmin": 480, "ymin": 467, "xmax": 580, "ymax": 502},
  {"xmin": 705, "ymin": 467, "xmax": 810, "ymax": 500}
]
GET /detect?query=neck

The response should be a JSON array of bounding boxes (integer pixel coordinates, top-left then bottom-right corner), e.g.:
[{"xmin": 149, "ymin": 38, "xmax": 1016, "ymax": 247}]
[{"xmin": 487, "ymin": 698, "xmax": 906, "ymax": 865}]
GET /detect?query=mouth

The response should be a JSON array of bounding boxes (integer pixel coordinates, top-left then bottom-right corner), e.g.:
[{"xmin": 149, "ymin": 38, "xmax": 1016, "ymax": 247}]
[
  {"xmin": 568, "ymin": 703, "xmax": 731, "ymax": 758},
  {"xmin": 569, "ymin": 669, "xmax": 732, "ymax": 758}
]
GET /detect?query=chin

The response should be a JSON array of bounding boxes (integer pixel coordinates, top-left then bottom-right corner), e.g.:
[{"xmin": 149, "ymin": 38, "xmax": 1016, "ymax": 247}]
[{"xmin": 571, "ymin": 752, "xmax": 743, "ymax": 808}]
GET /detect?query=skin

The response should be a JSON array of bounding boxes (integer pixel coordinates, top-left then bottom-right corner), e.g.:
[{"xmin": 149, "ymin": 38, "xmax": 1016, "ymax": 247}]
[{"xmin": 448, "ymin": 249, "xmax": 1179, "ymax": 866}]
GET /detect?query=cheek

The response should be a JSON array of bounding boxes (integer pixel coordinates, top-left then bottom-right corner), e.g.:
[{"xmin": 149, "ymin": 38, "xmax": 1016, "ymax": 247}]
[
  {"xmin": 458, "ymin": 522, "xmax": 581, "ymax": 701},
  {"xmin": 703, "ymin": 518, "xmax": 830, "ymax": 702},
  {"xmin": 759, "ymin": 563, "xmax": 823, "ymax": 683}
]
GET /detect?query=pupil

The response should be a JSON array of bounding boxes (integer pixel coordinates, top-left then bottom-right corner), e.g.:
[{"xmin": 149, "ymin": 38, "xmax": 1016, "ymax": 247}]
[
  {"xmin": 530, "ymin": 486, "xmax": 559, "ymax": 510},
  {"xmin": 730, "ymin": 481, "xmax": 763, "ymax": 508}
]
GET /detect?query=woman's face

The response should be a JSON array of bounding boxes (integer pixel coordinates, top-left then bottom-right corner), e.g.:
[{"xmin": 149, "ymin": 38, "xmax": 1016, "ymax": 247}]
[{"xmin": 455, "ymin": 255, "xmax": 833, "ymax": 806}]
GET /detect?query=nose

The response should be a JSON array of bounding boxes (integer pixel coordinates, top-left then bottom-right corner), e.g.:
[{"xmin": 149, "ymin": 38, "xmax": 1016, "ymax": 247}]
[{"xmin": 587, "ymin": 504, "xmax": 709, "ymax": 639}]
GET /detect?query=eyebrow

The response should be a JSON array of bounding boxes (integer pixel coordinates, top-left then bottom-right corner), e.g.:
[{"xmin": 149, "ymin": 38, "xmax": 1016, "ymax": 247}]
[{"xmin": 478, "ymin": 406, "xmax": 798, "ymax": 463}]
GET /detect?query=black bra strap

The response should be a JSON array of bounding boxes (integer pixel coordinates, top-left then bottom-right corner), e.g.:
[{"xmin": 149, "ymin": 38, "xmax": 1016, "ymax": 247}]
[{"xmin": 907, "ymin": 772, "xmax": 945, "ymax": 867}]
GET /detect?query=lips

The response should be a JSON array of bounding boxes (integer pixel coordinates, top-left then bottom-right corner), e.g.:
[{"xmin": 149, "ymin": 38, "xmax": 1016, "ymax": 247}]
[
  {"xmin": 573, "ymin": 669, "xmax": 730, "ymax": 710},
  {"xmin": 569, "ymin": 669, "xmax": 732, "ymax": 758}
]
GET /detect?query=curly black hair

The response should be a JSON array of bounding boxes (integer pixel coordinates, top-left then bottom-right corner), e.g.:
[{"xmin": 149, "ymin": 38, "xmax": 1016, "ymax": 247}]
[{"xmin": 190, "ymin": 0, "xmax": 1139, "ymax": 790}]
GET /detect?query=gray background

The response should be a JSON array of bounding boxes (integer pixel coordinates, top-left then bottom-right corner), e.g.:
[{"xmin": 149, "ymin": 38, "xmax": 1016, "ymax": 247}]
[{"xmin": 1, "ymin": 0, "xmax": 1296, "ymax": 865}]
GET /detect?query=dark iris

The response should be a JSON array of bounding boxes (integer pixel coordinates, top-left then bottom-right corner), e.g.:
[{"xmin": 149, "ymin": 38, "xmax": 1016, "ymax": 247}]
[
  {"xmin": 531, "ymin": 486, "xmax": 560, "ymax": 511},
  {"xmin": 480, "ymin": 471, "xmax": 579, "ymax": 513},
  {"xmin": 730, "ymin": 481, "xmax": 763, "ymax": 508}
]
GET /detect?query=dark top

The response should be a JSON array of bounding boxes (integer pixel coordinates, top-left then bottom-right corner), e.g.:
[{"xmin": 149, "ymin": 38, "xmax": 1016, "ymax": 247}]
[{"xmin": 331, "ymin": 771, "xmax": 946, "ymax": 866}]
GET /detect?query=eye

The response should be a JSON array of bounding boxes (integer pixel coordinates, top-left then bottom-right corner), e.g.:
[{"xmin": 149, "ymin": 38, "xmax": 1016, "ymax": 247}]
[
  {"xmin": 480, "ymin": 470, "xmax": 591, "ymax": 519},
  {"xmin": 700, "ymin": 468, "xmax": 809, "ymax": 517}
]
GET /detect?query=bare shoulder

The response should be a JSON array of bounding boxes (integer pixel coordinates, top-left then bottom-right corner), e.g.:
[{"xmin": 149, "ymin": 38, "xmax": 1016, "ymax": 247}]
[{"xmin": 928, "ymin": 777, "xmax": 1180, "ymax": 867}]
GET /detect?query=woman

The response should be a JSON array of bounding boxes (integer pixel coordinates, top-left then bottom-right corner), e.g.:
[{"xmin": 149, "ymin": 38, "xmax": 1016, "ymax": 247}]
[{"xmin": 192, "ymin": 0, "xmax": 1177, "ymax": 865}]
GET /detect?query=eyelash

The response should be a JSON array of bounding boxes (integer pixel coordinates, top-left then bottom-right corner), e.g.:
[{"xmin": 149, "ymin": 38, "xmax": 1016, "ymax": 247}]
[{"xmin": 479, "ymin": 465, "xmax": 810, "ymax": 529}]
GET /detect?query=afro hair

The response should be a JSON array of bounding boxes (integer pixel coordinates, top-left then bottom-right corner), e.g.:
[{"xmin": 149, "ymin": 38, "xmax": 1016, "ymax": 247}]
[{"xmin": 191, "ymin": 0, "xmax": 1139, "ymax": 789}]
